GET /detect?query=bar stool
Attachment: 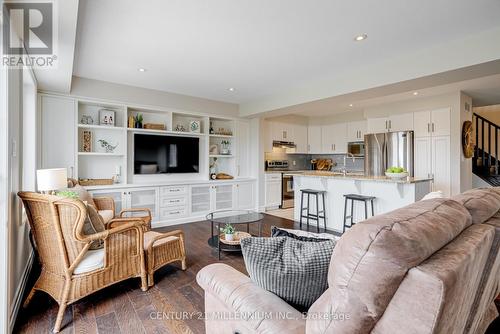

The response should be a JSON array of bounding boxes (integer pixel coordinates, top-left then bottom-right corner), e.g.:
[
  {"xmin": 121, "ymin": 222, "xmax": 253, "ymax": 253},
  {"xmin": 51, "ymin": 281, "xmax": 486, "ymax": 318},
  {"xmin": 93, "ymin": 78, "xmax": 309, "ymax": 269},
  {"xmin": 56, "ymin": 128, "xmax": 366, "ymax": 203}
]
[
  {"xmin": 343, "ymin": 194, "xmax": 375, "ymax": 233},
  {"xmin": 300, "ymin": 189, "xmax": 327, "ymax": 232}
]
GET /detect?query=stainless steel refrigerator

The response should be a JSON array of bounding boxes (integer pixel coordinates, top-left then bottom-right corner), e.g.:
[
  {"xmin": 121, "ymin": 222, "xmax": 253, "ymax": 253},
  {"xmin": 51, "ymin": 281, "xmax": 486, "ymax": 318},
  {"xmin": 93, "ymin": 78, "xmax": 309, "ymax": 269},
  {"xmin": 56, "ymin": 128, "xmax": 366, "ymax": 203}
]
[{"xmin": 364, "ymin": 131, "xmax": 414, "ymax": 176}]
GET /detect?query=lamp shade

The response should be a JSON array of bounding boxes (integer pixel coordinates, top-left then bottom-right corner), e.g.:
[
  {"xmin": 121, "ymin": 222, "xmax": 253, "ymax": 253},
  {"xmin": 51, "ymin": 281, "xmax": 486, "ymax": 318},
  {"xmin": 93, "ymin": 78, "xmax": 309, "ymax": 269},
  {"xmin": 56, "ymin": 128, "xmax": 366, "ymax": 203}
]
[{"xmin": 36, "ymin": 168, "xmax": 67, "ymax": 192}]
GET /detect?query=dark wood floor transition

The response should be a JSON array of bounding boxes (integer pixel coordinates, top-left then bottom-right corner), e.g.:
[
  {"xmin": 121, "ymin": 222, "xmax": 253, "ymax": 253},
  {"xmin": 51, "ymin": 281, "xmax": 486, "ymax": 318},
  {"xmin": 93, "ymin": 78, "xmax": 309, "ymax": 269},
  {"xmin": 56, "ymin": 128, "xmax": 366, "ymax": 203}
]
[{"xmin": 13, "ymin": 214, "xmax": 500, "ymax": 334}]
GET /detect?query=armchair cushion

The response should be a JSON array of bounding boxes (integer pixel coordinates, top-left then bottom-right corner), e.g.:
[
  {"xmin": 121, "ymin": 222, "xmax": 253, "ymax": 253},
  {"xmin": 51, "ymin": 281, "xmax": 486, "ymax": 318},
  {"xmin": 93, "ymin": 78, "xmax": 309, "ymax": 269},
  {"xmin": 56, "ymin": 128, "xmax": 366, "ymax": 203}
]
[
  {"xmin": 73, "ymin": 249, "xmax": 104, "ymax": 275},
  {"xmin": 241, "ymin": 236, "xmax": 335, "ymax": 311},
  {"xmin": 97, "ymin": 209, "xmax": 114, "ymax": 224},
  {"xmin": 85, "ymin": 205, "xmax": 106, "ymax": 250},
  {"xmin": 143, "ymin": 231, "xmax": 179, "ymax": 250}
]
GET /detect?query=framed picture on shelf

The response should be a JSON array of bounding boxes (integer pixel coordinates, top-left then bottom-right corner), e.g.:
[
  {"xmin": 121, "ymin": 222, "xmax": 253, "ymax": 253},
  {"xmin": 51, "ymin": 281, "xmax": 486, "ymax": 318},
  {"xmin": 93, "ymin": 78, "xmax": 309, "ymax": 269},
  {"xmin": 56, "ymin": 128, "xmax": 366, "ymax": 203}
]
[
  {"xmin": 99, "ymin": 109, "xmax": 115, "ymax": 126},
  {"xmin": 82, "ymin": 130, "xmax": 92, "ymax": 152},
  {"xmin": 189, "ymin": 120, "xmax": 201, "ymax": 133}
]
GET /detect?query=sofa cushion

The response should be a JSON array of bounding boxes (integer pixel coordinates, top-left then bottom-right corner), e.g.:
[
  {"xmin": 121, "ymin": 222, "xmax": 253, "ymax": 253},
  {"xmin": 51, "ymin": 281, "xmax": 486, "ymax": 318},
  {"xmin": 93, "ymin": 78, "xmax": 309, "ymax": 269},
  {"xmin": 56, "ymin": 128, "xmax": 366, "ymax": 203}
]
[
  {"xmin": 143, "ymin": 231, "xmax": 179, "ymax": 250},
  {"xmin": 271, "ymin": 226, "xmax": 338, "ymax": 242},
  {"xmin": 241, "ymin": 236, "xmax": 335, "ymax": 311},
  {"xmin": 307, "ymin": 198, "xmax": 472, "ymax": 334},
  {"xmin": 451, "ymin": 188, "xmax": 500, "ymax": 224}
]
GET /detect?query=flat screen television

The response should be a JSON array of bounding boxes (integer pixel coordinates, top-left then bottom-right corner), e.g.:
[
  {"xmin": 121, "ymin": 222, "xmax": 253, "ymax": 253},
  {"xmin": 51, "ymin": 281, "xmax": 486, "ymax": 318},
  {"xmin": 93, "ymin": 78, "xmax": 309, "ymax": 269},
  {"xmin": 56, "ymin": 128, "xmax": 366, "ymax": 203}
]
[{"xmin": 134, "ymin": 134, "xmax": 199, "ymax": 174}]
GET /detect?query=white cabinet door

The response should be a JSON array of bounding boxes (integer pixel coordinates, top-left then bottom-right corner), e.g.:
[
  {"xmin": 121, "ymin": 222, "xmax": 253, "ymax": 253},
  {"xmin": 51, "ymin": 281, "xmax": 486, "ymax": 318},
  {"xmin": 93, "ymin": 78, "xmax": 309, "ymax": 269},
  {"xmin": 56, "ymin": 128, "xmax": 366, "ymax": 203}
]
[
  {"xmin": 128, "ymin": 187, "xmax": 159, "ymax": 221},
  {"xmin": 307, "ymin": 125, "xmax": 322, "ymax": 153},
  {"xmin": 40, "ymin": 95, "xmax": 76, "ymax": 177},
  {"xmin": 235, "ymin": 182, "xmax": 254, "ymax": 209},
  {"xmin": 431, "ymin": 136, "xmax": 451, "ymax": 197},
  {"xmin": 321, "ymin": 124, "xmax": 335, "ymax": 153},
  {"xmin": 293, "ymin": 124, "xmax": 308, "ymax": 153},
  {"xmin": 235, "ymin": 121, "xmax": 250, "ymax": 177},
  {"xmin": 389, "ymin": 113, "xmax": 413, "ymax": 132},
  {"xmin": 265, "ymin": 181, "xmax": 281, "ymax": 207},
  {"xmin": 414, "ymin": 137, "xmax": 431, "ymax": 179},
  {"xmin": 413, "ymin": 111, "xmax": 431, "ymax": 138},
  {"xmin": 191, "ymin": 185, "xmax": 212, "ymax": 214},
  {"xmin": 347, "ymin": 121, "xmax": 366, "ymax": 142},
  {"xmin": 214, "ymin": 184, "xmax": 233, "ymax": 210},
  {"xmin": 332, "ymin": 123, "xmax": 348, "ymax": 153},
  {"xmin": 367, "ymin": 117, "xmax": 388, "ymax": 133},
  {"xmin": 431, "ymin": 108, "xmax": 451, "ymax": 136},
  {"xmin": 270, "ymin": 121, "xmax": 293, "ymax": 141}
]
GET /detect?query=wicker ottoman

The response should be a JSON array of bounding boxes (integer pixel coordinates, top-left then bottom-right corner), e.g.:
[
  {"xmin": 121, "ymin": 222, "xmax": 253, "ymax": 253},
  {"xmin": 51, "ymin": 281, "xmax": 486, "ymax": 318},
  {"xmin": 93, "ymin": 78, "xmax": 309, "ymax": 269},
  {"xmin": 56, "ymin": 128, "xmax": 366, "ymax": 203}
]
[{"xmin": 143, "ymin": 230, "xmax": 187, "ymax": 287}]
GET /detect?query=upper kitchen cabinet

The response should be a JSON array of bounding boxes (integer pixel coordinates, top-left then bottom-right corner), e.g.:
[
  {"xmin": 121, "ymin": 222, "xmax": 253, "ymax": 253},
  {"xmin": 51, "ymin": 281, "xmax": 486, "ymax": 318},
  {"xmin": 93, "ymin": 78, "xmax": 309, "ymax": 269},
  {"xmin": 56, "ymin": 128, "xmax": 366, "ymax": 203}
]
[
  {"xmin": 292, "ymin": 123, "xmax": 308, "ymax": 153},
  {"xmin": 266, "ymin": 118, "xmax": 308, "ymax": 153},
  {"xmin": 40, "ymin": 95, "xmax": 76, "ymax": 178},
  {"xmin": 389, "ymin": 112, "xmax": 414, "ymax": 132},
  {"xmin": 367, "ymin": 113, "xmax": 413, "ymax": 133},
  {"xmin": 413, "ymin": 108, "xmax": 450, "ymax": 137},
  {"xmin": 321, "ymin": 123, "xmax": 347, "ymax": 153},
  {"xmin": 347, "ymin": 120, "xmax": 367, "ymax": 142},
  {"xmin": 307, "ymin": 124, "xmax": 322, "ymax": 153}
]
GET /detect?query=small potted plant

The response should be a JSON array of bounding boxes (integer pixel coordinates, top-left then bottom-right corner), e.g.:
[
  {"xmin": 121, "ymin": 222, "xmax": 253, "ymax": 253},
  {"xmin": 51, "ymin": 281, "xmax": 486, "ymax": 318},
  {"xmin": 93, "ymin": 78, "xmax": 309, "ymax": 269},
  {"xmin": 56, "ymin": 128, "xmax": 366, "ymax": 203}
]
[
  {"xmin": 220, "ymin": 140, "xmax": 231, "ymax": 155},
  {"xmin": 221, "ymin": 223, "xmax": 235, "ymax": 241},
  {"xmin": 134, "ymin": 113, "xmax": 143, "ymax": 128}
]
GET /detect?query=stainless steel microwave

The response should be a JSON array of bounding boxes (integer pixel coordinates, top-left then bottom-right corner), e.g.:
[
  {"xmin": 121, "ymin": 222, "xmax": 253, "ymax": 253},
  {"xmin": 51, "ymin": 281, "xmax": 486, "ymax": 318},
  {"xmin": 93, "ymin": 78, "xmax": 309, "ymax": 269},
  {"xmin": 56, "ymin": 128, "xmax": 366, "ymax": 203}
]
[{"xmin": 348, "ymin": 141, "xmax": 365, "ymax": 157}]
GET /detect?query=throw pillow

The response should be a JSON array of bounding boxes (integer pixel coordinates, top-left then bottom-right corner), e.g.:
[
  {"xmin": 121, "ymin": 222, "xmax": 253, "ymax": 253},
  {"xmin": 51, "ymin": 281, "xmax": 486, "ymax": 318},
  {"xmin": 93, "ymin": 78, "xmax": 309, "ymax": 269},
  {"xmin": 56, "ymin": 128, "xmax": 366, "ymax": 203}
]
[
  {"xmin": 72, "ymin": 184, "xmax": 97, "ymax": 208},
  {"xmin": 271, "ymin": 226, "xmax": 337, "ymax": 242},
  {"xmin": 241, "ymin": 236, "xmax": 336, "ymax": 311},
  {"xmin": 84, "ymin": 205, "xmax": 105, "ymax": 250}
]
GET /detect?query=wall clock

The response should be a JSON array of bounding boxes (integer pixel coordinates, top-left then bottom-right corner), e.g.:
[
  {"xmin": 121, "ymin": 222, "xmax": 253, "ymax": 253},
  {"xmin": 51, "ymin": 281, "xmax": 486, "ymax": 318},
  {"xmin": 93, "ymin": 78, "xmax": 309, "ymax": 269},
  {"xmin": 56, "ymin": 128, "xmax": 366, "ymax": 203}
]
[{"xmin": 462, "ymin": 121, "xmax": 474, "ymax": 158}]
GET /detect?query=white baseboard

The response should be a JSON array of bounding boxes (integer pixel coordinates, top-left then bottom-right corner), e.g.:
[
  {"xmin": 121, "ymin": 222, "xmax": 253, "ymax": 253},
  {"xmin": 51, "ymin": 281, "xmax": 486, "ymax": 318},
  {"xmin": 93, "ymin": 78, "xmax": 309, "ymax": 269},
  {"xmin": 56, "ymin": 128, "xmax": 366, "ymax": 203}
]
[{"xmin": 9, "ymin": 250, "xmax": 34, "ymax": 333}]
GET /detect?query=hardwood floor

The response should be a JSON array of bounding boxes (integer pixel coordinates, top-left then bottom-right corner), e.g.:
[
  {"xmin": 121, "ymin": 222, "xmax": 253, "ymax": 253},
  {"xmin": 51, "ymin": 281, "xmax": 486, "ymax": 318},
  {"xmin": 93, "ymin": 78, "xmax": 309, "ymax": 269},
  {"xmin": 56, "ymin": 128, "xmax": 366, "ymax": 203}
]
[{"xmin": 13, "ymin": 214, "xmax": 316, "ymax": 334}]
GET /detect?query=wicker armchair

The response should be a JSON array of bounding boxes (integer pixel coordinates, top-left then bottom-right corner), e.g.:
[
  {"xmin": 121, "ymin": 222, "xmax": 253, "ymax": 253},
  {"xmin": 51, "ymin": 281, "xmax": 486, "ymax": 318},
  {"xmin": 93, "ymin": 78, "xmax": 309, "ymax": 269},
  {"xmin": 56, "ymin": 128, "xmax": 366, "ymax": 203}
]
[{"xmin": 18, "ymin": 192, "xmax": 148, "ymax": 333}]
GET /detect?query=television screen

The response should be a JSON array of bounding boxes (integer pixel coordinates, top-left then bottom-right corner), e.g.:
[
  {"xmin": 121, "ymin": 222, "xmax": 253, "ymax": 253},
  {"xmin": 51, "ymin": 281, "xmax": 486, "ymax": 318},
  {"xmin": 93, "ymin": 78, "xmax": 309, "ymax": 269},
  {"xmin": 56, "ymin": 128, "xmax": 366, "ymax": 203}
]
[{"xmin": 134, "ymin": 134, "xmax": 199, "ymax": 174}]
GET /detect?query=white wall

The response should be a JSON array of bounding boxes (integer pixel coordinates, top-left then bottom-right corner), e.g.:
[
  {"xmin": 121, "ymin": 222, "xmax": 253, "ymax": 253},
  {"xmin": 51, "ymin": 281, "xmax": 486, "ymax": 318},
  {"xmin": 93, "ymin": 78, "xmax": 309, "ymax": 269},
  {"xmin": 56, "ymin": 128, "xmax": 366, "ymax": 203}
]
[
  {"xmin": 6, "ymin": 65, "xmax": 34, "ymax": 332},
  {"xmin": 67, "ymin": 76, "xmax": 239, "ymax": 117}
]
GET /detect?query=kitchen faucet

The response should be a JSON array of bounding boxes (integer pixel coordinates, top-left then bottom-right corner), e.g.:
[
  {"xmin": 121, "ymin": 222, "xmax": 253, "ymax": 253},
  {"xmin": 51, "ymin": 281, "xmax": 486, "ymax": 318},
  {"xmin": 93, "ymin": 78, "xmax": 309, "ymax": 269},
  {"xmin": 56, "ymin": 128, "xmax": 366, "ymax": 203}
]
[{"xmin": 342, "ymin": 153, "xmax": 356, "ymax": 176}]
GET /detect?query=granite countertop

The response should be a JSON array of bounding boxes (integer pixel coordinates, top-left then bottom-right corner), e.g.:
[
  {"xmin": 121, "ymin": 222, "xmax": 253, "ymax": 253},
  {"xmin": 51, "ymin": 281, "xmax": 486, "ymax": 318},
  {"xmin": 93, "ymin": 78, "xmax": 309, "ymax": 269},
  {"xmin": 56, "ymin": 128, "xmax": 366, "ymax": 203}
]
[{"xmin": 298, "ymin": 171, "xmax": 433, "ymax": 184}]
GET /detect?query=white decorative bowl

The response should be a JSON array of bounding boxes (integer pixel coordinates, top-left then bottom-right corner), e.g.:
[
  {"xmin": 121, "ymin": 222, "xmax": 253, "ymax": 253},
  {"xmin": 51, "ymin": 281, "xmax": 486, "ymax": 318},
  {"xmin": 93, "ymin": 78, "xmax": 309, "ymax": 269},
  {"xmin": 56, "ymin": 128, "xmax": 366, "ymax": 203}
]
[{"xmin": 385, "ymin": 172, "xmax": 409, "ymax": 179}]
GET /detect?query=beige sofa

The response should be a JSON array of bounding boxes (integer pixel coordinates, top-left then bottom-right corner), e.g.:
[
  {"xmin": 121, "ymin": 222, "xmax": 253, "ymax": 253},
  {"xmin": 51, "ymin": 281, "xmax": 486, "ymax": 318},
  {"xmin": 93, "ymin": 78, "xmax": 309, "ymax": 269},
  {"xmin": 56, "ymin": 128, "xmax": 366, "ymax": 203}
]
[{"xmin": 197, "ymin": 187, "xmax": 500, "ymax": 334}]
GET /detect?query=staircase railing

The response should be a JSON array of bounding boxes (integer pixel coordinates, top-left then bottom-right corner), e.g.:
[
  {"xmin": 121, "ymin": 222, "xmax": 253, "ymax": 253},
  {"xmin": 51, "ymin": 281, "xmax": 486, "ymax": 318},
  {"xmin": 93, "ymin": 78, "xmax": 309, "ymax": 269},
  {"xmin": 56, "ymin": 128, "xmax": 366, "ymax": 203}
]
[{"xmin": 473, "ymin": 113, "xmax": 499, "ymax": 175}]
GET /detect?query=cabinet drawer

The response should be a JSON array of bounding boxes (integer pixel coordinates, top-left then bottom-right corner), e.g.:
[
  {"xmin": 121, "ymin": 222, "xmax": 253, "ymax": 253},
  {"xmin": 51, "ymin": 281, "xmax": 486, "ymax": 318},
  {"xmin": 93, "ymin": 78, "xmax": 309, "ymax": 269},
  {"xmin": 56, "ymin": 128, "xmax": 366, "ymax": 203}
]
[
  {"xmin": 160, "ymin": 186, "xmax": 187, "ymax": 196},
  {"xmin": 160, "ymin": 196, "xmax": 187, "ymax": 208},
  {"xmin": 160, "ymin": 206, "xmax": 187, "ymax": 219}
]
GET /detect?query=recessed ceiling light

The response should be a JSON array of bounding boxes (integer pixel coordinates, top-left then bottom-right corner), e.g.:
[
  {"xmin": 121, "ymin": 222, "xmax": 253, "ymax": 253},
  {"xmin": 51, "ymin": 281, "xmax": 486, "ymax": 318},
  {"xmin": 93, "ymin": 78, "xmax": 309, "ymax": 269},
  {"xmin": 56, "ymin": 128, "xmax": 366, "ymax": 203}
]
[
  {"xmin": 354, "ymin": 34, "xmax": 367, "ymax": 42},
  {"xmin": 228, "ymin": 87, "xmax": 235, "ymax": 92},
  {"xmin": 349, "ymin": 104, "xmax": 353, "ymax": 107},
  {"xmin": 138, "ymin": 68, "xmax": 146, "ymax": 72},
  {"xmin": 413, "ymin": 91, "xmax": 419, "ymax": 96}
]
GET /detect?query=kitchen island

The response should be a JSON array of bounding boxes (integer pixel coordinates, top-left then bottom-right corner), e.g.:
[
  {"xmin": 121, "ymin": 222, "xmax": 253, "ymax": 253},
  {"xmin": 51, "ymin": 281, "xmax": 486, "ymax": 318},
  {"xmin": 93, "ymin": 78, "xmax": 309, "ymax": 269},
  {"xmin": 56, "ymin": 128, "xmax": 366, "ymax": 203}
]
[{"xmin": 293, "ymin": 172, "xmax": 433, "ymax": 233}]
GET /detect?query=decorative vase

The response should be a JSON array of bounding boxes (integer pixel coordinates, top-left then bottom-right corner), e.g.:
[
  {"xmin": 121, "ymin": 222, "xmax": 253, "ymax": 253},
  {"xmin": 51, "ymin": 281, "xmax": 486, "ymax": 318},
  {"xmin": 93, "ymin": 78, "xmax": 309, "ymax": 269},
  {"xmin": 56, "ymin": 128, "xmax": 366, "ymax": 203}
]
[
  {"xmin": 225, "ymin": 233, "xmax": 234, "ymax": 241},
  {"xmin": 135, "ymin": 122, "xmax": 142, "ymax": 128}
]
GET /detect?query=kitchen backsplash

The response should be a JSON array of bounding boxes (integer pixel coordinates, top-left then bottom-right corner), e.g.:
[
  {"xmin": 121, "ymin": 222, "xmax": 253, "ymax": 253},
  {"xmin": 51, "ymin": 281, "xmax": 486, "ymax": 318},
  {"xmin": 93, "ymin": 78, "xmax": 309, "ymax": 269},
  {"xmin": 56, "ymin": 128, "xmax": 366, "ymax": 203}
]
[{"xmin": 265, "ymin": 152, "xmax": 364, "ymax": 172}]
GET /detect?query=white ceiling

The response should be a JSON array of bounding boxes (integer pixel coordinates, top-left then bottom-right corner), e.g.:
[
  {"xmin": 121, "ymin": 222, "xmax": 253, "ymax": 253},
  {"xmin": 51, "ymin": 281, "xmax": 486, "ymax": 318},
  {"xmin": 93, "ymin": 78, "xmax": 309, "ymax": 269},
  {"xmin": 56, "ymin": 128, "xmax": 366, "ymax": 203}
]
[{"xmin": 68, "ymin": 0, "xmax": 500, "ymax": 114}]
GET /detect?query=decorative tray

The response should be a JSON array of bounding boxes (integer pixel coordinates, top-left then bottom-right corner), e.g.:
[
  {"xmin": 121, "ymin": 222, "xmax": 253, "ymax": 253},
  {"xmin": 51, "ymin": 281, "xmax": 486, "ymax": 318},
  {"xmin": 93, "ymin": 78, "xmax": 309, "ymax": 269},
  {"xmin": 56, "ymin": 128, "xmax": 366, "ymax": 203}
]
[{"xmin": 219, "ymin": 231, "xmax": 251, "ymax": 245}]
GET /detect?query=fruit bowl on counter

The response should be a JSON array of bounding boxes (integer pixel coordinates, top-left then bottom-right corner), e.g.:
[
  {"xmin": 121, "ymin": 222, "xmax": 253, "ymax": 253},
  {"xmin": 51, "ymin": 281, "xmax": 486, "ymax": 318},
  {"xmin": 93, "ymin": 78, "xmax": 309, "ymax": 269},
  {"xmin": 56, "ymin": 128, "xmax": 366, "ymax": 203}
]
[{"xmin": 385, "ymin": 167, "xmax": 409, "ymax": 179}]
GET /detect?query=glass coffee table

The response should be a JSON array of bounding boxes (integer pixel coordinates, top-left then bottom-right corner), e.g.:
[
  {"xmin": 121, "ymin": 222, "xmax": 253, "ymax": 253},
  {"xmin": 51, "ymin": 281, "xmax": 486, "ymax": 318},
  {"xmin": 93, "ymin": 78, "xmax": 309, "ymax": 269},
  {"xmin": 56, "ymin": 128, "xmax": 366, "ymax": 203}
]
[{"xmin": 207, "ymin": 210, "xmax": 264, "ymax": 260}]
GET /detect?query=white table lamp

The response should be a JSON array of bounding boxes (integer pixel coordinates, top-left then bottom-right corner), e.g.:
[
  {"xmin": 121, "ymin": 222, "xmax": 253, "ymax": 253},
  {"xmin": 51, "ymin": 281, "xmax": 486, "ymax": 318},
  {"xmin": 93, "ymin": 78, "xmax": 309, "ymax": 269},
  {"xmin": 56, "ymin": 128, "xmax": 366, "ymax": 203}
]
[{"xmin": 37, "ymin": 168, "xmax": 67, "ymax": 193}]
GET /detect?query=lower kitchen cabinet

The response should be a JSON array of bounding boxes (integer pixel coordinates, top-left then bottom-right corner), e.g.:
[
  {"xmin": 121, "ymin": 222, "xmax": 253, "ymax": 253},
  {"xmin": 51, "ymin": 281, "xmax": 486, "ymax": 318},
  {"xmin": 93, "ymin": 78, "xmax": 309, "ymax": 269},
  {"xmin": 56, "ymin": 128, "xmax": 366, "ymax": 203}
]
[{"xmin": 265, "ymin": 174, "xmax": 282, "ymax": 208}]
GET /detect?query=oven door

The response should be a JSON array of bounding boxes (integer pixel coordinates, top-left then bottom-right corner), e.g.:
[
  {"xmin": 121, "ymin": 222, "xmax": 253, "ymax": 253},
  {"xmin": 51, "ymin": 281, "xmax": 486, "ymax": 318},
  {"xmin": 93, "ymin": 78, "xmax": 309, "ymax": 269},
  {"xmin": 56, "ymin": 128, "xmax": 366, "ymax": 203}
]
[{"xmin": 281, "ymin": 174, "xmax": 294, "ymax": 209}]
